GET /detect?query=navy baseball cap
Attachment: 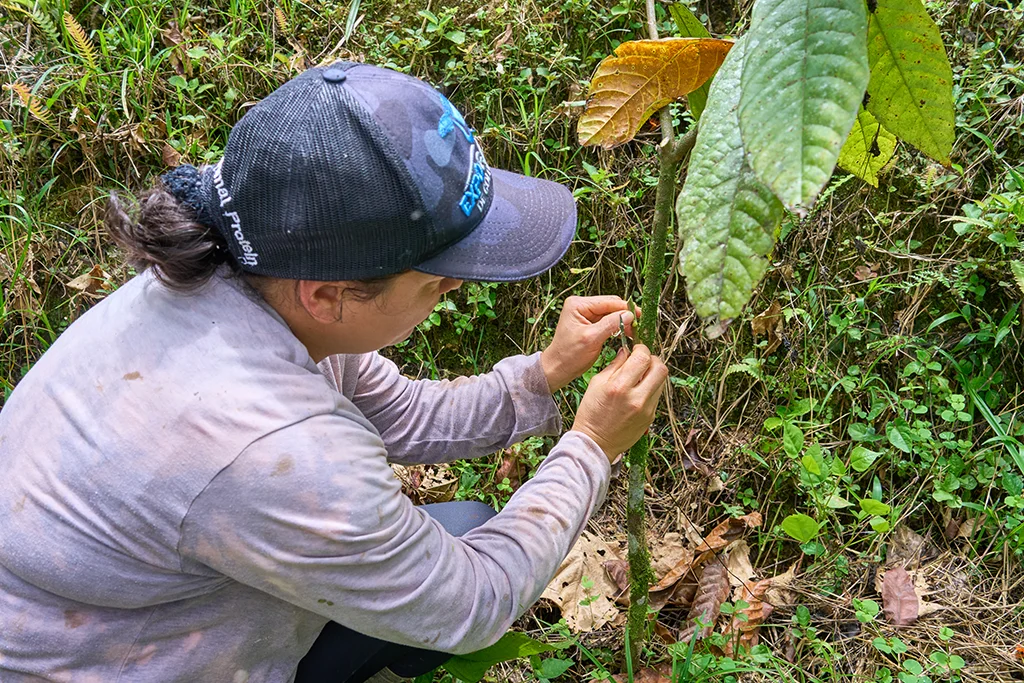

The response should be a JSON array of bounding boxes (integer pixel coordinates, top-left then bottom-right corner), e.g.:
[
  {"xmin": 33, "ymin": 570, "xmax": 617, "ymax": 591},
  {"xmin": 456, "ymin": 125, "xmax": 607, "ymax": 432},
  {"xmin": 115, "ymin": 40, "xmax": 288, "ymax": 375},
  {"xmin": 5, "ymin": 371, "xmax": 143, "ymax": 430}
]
[{"xmin": 193, "ymin": 62, "xmax": 577, "ymax": 282}]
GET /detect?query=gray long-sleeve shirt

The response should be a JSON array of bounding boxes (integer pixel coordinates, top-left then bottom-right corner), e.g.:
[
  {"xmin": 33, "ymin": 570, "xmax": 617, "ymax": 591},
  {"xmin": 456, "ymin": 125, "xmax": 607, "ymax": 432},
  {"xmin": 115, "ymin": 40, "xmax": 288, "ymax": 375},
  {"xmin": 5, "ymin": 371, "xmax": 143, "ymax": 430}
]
[{"xmin": 0, "ymin": 270, "xmax": 610, "ymax": 682}]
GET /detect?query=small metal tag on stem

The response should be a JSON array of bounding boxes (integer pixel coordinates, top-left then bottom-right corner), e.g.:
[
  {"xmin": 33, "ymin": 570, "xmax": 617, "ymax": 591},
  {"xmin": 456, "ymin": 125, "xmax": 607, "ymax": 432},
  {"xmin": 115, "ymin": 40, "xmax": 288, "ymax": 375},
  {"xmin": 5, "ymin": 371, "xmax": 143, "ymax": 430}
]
[{"xmin": 617, "ymin": 305, "xmax": 635, "ymax": 354}]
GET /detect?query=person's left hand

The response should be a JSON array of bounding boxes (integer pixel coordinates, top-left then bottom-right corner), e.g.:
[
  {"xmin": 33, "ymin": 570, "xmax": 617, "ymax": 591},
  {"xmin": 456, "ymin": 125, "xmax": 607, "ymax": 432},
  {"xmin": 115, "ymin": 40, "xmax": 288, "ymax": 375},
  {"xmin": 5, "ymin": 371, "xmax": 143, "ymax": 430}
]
[{"xmin": 540, "ymin": 295, "xmax": 639, "ymax": 393}]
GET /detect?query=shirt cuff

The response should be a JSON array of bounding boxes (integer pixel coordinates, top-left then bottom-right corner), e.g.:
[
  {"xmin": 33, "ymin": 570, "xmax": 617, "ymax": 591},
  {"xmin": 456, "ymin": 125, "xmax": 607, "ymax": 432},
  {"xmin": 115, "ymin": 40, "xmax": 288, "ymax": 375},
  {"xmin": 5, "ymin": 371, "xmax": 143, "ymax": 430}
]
[{"xmin": 493, "ymin": 352, "xmax": 562, "ymax": 444}]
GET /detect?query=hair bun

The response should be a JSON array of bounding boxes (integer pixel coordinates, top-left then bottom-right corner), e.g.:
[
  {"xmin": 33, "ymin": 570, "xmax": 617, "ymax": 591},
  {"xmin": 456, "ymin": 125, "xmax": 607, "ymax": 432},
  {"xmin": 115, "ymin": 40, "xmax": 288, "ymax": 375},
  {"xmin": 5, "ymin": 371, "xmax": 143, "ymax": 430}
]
[{"xmin": 160, "ymin": 164, "xmax": 213, "ymax": 225}]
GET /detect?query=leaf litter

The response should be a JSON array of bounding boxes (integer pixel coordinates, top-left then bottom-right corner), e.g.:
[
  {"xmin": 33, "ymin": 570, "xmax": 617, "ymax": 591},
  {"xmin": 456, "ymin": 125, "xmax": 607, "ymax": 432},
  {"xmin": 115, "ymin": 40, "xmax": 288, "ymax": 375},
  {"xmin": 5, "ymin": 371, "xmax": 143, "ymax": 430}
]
[
  {"xmin": 539, "ymin": 531, "xmax": 624, "ymax": 632},
  {"xmin": 881, "ymin": 566, "xmax": 919, "ymax": 627}
]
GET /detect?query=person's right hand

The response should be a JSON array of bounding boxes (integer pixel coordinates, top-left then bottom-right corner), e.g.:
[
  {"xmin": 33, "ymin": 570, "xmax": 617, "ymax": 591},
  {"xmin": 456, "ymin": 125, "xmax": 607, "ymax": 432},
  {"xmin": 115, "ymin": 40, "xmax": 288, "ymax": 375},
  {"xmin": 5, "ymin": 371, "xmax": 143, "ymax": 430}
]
[{"xmin": 571, "ymin": 344, "xmax": 668, "ymax": 462}]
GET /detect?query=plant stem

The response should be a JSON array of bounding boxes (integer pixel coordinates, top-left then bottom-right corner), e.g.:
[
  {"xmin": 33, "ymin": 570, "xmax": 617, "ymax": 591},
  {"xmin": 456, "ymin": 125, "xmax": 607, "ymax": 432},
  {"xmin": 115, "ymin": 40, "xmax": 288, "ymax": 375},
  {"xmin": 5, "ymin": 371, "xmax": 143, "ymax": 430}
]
[
  {"xmin": 625, "ymin": 0, "xmax": 698, "ymax": 670},
  {"xmin": 625, "ymin": 124, "xmax": 683, "ymax": 669}
]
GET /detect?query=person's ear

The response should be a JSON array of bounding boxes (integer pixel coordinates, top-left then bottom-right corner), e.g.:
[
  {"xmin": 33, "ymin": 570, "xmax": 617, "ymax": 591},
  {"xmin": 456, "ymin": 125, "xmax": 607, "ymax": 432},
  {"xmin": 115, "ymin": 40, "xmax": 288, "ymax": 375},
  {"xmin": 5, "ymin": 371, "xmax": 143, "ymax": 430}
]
[{"xmin": 296, "ymin": 280, "xmax": 345, "ymax": 323}]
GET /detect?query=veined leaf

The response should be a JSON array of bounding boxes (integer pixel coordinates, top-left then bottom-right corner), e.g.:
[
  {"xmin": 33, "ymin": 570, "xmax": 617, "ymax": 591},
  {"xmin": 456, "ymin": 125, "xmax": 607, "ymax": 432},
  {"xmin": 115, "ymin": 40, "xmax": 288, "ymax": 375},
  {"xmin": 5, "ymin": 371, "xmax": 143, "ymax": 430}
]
[
  {"xmin": 838, "ymin": 107, "xmax": 897, "ymax": 187},
  {"xmin": 739, "ymin": 0, "xmax": 869, "ymax": 212},
  {"xmin": 781, "ymin": 514, "xmax": 820, "ymax": 543},
  {"xmin": 849, "ymin": 445, "xmax": 881, "ymax": 472},
  {"xmin": 668, "ymin": 4, "xmax": 714, "ymax": 120},
  {"xmin": 859, "ymin": 498, "xmax": 891, "ymax": 515},
  {"xmin": 669, "ymin": 4, "xmax": 710, "ymax": 39},
  {"xmin": 866, "ymin": 0, "xmax": 954, "ymax": 164},
  {"xmin": 578, "ymin": 37, "xmax": 733, "ymax": 148},
  {"xmin": 443, "ymin": 632, "xmax": 558, "ymax": 683},
  {"xmin": 677, "ymin": 38, "xmax": 783, "ymax": 324}
]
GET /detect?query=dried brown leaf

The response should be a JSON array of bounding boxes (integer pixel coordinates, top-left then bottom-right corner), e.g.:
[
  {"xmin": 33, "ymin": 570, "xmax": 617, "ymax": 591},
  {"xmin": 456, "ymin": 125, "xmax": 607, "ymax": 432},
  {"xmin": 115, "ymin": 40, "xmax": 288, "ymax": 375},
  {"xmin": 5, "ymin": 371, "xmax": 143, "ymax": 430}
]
[
  {"xmin": 66, "ymin": 265, "xmax": 109, "ymax": 296},
  {"xmin": 603, "ymin": 559, "xmax": 630, "ymax": 597},
  {"xmin": 882, "ymin": 566, "xmax": 919, "ymax": 627},
  {"xmin": 887, "ymin": 526, "xmax": 936, "ymax": 568},
  {"xmin": 653, "ymin": 620, "xmax": 677, "ymax": 645},
  {"xmin": 494, "ymin": 449, "xmax": 523, "ymax": 490},
  {"xmin": 162, "ymin": 142, "xmax": 181, "ymax": 168},
  {"xmin": 649, "ymin": 513, "xmax": 761, "ymax": 610},
  {"xmin": 392, "ymin": 464, "xmax": 455, "ymax": 504},
  {"xmin": 854, "ymin": 264, "xmax": 879, "ymax": 281},
  {"xmin": 613, "ymin": 662, "xmax": 672, "ymax": 682},
  {"xmin": 681, "ymin": 428, "xmax": 711, "ymax": 474},
  {"xmin": 678, "ymin": 556, "xmax": 730, "ymax": 643},
  {"xmin": 579, "ymin": 38, "xmax": 733, "ymax": 148},
  {"xmin": 669, "ymin": 579, "xmax": 698, "ymax": 609},
  {"xmin": 724, "ymin": 540, "xmax": 756, "ymax": 588},
  {"xmin": 650, "ymin": 548, "xmax": 696, "ymax": 594},
  {"xmin": 695, "ymin": 512, "xmax": 762, "ymax": 557},
  {"xmin": 160, "ymin": 23, "xmax": 185, "ymax": 76},
  {"xmin": 160, "ymin": 23, "xmax": 183, "ymax": 47},
  {"xmin": 491, "ymin": 23, "xmax": 513, "ymax": 62},
  {"xmin": 722, "ymin": 578, "xmax": 774, "ymax": 656},
  {"xmin": 540, "ymin": 532, "xmax": 623, "ymax": 633},
  {"xmin": 751, "ymin": 301, "xmax": 783, "ymax": 354},
  {"xmin": 750, "ymin": 301, "xmax": 781, "ymax": 336},
  {"xmin": 943, "ymin": 510, "xmax": 981, "ymax": 541},
  {"xmin": 650, "ymin": 532, "xmax": 688, "ymax": 577},
  {"xmin": 764, "ymin": 562, "xmax": 800, "ymax": 607}
]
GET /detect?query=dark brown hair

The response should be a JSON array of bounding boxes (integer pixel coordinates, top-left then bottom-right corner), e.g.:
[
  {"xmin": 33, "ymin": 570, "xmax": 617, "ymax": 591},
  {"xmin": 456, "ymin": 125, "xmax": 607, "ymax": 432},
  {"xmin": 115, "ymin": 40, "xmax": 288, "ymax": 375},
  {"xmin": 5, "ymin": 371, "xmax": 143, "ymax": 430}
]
[
  {"xmin": 106, "ymin": 187, "xmax": 233, "ymax": 291},
  {"xmin": 105, "ymin": 185, "xmax": 398, "ymax": 305}
]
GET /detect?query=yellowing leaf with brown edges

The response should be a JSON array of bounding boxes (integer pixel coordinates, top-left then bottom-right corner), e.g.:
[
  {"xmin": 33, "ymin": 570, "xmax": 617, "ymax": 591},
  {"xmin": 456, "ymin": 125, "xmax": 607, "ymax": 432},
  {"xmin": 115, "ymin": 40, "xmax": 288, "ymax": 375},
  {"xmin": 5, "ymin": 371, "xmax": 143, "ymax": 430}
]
[{"xmin": 579, "ymin": 38, "xmax": 733, "ymax": 148}]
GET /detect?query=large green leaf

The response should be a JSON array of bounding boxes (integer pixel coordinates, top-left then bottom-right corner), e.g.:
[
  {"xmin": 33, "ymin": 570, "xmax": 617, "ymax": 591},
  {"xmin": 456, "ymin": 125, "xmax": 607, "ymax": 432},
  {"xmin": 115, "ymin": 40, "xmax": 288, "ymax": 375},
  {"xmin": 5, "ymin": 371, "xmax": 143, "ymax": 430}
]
[
  {"xmin": 781, "ymin": 514, "xmax": 821, "ymax": 543},
  {"xmin": 442, "ymin": 632, "xmax": 559, "ymax": 683},
  {"xmin": 677, "ymin": 38, "xmax": 783, "ymax": 323},
  {"xmin": 865, "ymin": 0, "xmax": 954, "ymax": 164},
  {"xmin": 669, "ymin": 4, "xmax": 713, "ymax": 120},
  {"xmin": 738, "ymin": 0, "xmax": 870, "ymax": 212},
  {"xmin": 838, "ymin": 107, "xmax": 897, "ymax": 186}
]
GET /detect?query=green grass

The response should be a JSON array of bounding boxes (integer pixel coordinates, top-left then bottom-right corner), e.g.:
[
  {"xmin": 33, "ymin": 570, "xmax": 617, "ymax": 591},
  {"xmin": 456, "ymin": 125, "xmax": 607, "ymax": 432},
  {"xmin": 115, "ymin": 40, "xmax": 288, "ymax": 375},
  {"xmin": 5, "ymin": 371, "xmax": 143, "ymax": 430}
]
[{"xmin": 3, "ymin": 0, "xmax": 1024, "ymax": 680}]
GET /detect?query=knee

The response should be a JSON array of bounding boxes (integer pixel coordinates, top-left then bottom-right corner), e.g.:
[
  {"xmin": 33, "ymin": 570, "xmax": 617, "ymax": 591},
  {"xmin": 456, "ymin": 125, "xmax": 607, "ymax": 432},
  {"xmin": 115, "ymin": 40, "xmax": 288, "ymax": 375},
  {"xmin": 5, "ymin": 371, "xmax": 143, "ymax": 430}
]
[{"xmin": 422, "ymin": 500, "xmax": 497, "ymax": 537}]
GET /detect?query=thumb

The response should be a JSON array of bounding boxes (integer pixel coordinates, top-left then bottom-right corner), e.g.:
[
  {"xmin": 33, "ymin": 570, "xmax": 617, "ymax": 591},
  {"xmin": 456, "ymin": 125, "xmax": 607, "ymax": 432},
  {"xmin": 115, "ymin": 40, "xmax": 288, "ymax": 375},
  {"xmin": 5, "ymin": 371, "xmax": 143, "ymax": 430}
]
[{"xmin": 594, "ymin": 310, "xmax": 635, "ymax": 343}]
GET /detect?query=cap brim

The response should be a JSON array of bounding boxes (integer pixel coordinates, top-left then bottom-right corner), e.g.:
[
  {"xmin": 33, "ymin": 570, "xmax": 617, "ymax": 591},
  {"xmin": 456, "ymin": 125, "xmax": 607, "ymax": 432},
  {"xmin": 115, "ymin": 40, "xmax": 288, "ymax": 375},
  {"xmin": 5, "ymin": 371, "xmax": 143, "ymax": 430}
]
[{"xmin": 414, "ymin": 169, "xmax": 576, "ymax": 282}]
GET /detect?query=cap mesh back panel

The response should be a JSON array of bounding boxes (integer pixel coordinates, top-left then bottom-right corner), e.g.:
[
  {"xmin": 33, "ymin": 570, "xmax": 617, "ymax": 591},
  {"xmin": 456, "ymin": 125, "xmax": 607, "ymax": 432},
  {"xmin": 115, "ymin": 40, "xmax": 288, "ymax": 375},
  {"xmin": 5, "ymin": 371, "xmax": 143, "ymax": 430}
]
[
  {"xmin": 300, "ymin": 86, "xmax": 430, "ymax": 279},
  {"xmin": 214, "ymin": 71, "xmax": 431, "ymax": 281}
]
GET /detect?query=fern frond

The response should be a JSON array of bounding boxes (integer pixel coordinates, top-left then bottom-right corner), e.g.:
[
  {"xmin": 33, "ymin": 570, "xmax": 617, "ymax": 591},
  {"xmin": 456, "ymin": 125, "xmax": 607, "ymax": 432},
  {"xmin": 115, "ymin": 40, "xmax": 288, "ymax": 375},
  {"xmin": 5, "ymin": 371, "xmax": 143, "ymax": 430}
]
[
  {"xmin": 31, "ymin": 5, "xmax": 62, "ymax": 47},
  {"xmin": 273, "ymin": 6, "xmax": 289, "ymax": 34},
  {"xmin": 1010, "ymin": 261, "xmax": 1024, "ymax": 299},
  {"xmin": 723, "ymin": 359, "xmax": 763, "ymax": 381},
  {"xmin": 62, "ymin": 11, "xmax": 99, "ymax": 72},
  {"xmin": 5, "ymin": 82, "xmax": 56, "ymax": 129}
]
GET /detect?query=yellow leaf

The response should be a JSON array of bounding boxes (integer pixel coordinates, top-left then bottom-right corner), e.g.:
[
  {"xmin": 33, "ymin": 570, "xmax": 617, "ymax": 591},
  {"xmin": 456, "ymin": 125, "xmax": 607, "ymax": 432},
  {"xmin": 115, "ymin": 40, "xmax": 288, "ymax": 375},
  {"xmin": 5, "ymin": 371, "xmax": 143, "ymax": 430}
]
[
  {"xmin": 273, "ymin": 6, "xmax": 289, "ymax": 34},
  {"xmin": 838, "ymin": 107, "xmax": 897, "ymax": 187},
  {"xmin": 63, "ymin": 12, "xmax": 99, "ymax": 72},
  {"xmin": 4, "ymin": 82, "xmax": 56, "ymax": 129},
  {"xmin": 578, "ymin": 38, "xmax": 733, "ymax": 148}
]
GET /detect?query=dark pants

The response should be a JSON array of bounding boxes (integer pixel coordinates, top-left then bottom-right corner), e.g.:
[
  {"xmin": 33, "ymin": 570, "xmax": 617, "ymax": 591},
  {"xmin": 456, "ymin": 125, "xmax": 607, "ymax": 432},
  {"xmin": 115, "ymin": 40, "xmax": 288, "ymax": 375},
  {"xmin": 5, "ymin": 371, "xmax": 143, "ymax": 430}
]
[{"xmin": 295, "ymin": 501, "xmax": 498, "ymax": 683}]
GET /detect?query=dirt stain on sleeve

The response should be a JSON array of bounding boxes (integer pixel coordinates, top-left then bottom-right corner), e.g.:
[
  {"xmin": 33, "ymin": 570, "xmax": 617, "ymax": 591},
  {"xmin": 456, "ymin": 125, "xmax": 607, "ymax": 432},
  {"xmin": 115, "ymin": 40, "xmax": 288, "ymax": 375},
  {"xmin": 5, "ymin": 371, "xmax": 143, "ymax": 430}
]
[
  {"xmin": 271, "ymin": 456, "xmax": 294, "ymax": 477},
  {"xmin": 122, "ymin": 371, "xmax": 143, "ymax": 381},
  {"xmin": 64, "ymin": 610, "xmax": 88, "ymax": 629}
]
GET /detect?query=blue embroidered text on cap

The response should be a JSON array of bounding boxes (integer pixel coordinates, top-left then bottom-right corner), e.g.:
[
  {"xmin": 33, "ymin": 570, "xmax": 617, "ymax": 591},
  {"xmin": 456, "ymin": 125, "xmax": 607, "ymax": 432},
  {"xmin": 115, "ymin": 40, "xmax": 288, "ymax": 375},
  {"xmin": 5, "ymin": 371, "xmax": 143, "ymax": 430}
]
[{"xmin": 437, "ymin": 92, "xmax": 474, "ymax": 143}]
